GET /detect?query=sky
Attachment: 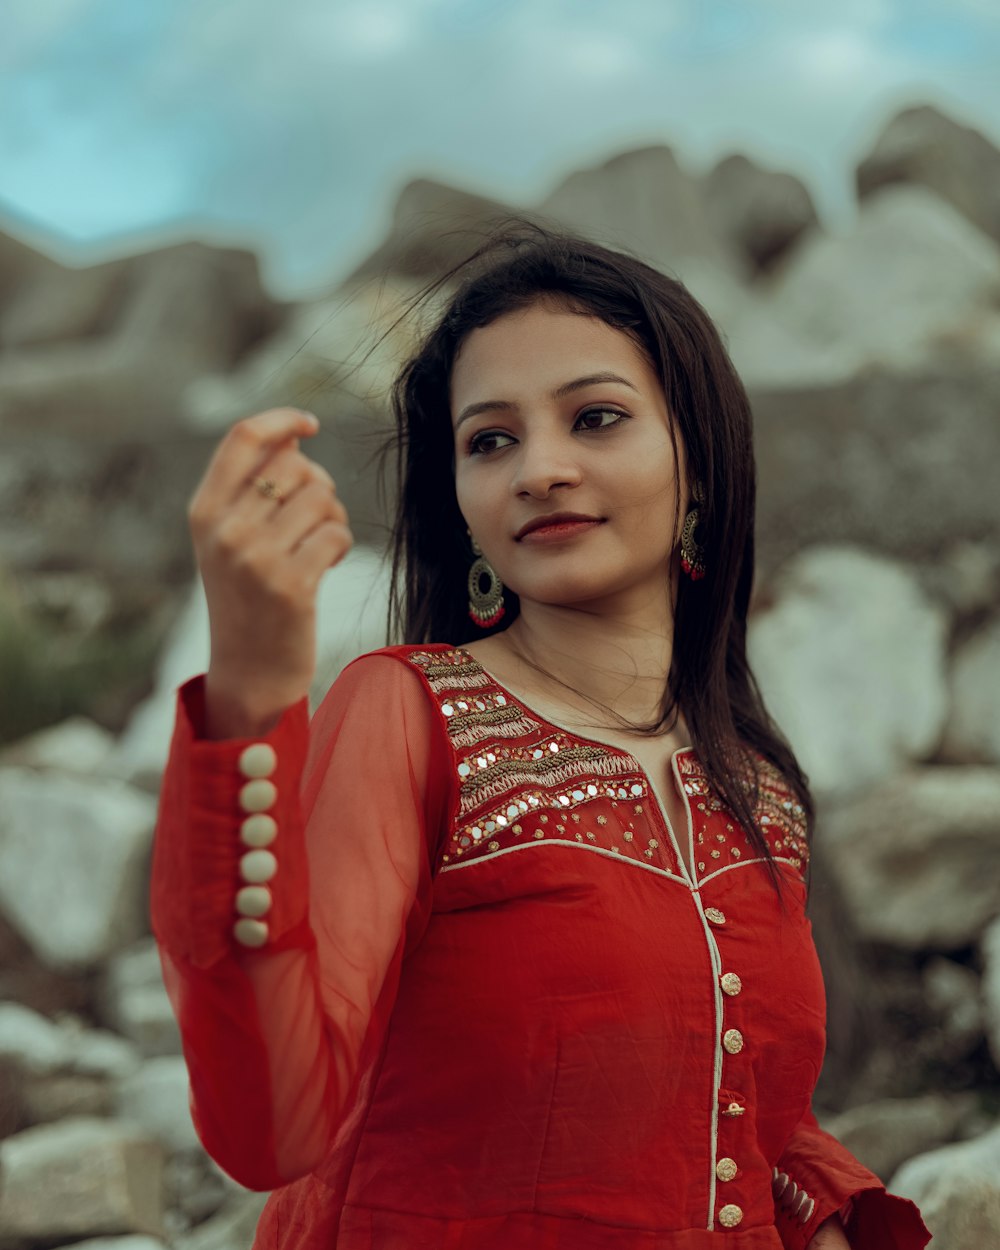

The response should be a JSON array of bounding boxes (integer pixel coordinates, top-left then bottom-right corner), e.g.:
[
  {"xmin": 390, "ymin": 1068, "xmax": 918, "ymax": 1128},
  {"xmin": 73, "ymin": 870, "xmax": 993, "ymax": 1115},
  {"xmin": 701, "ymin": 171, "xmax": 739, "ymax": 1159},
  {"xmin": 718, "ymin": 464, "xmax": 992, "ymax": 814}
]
[{"xmin": 2, "ymin": 0, "xmax": 999, "ymax": 298}]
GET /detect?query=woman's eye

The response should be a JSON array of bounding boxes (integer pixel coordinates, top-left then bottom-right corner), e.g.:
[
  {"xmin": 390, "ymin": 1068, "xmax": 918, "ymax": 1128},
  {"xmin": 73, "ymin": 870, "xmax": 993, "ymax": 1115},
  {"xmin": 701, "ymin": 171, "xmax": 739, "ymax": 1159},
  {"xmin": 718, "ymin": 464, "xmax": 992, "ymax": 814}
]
[
  {"xmin": 468, "ymin": 430, "xmax": 514, "ymax": 456},
  {"xmin": 576, "ymin": 406, "xmax": 627, "ymax": 431}
]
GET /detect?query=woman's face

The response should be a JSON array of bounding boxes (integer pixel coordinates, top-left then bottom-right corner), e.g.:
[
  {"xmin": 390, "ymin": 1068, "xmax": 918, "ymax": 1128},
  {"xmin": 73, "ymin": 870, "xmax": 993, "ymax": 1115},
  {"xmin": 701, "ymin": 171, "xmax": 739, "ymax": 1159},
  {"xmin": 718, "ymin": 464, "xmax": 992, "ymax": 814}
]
[{"xmin": 450, "ymin": 299, "xmax": 690, "ymax": 614}]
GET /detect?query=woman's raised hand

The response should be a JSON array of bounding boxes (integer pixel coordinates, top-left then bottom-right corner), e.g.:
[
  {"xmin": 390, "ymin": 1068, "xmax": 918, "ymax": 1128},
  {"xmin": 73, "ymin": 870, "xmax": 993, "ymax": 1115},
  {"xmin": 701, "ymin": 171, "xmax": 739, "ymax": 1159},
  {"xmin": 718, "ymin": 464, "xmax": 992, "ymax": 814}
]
[{"xmin": 187, "ymin": 409, "xmax": 354, "ymax": 739}]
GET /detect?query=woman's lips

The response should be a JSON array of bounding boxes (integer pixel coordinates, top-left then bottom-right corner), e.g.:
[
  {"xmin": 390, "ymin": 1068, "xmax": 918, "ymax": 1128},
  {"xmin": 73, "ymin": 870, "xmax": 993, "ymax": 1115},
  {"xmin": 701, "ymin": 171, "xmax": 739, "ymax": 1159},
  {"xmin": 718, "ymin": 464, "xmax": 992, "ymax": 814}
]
[{"xmin": 518, "ymin": 519, "xmax": 605, "ymax": 544}]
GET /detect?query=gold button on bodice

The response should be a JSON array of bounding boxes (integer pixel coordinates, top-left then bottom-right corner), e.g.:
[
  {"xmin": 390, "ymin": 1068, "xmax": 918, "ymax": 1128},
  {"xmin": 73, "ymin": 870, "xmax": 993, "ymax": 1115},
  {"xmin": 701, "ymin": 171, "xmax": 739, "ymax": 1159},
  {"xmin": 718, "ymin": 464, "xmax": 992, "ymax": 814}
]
[
  {"xmin": 705, "ymin": 907, "xmax": 726, "ymax": 925},
  {"xmin": 723, "ymin": 1028, "xmax": 744, "ymax": 1054},
  {"xmin": 721, "ymin": 972, "xmax": 743, "ymax": 996},
  {"xmin": 716, "ymin": 1157, "xmax": 738, "ymax": 1182},
  {"xmin": 718, "ymin": 1204, "xmax": 743, "ymax": 1228}
]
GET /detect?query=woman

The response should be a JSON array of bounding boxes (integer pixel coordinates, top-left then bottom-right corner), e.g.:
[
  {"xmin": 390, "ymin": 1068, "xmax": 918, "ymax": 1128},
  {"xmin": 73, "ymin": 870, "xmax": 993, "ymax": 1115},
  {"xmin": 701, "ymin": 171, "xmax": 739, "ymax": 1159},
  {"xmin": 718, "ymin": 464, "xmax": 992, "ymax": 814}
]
[{"xmin": 151, "ymin": 225, "xmax": 931, "ymax": 1249}]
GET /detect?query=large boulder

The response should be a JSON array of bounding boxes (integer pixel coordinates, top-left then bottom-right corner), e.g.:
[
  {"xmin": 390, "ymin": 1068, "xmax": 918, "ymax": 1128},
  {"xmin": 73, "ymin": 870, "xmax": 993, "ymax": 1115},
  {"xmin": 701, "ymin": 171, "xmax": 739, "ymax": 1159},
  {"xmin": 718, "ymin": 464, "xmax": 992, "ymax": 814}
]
[
  {"xmin": 891, "ymin": 1122, "xmax": 1000, "ymax": 1250},
  {"xmin": 0, "ymin": 1116, "xmax": 164, "ymax": 1240},
  {"xmin": 942, "ymin": 617, "xmax": 1000, "ymax": 764},
  {"xmin": 101, "ymin": 938, "xmax": 182, "ymax": 1057},
  {"xmin": 820, "ymin": 766, "xmax": 1000, "ymax": 949},
  {"xmin": 823, "ymin": 1093, "xmax": 977, "ymax": 1182},
  {"xmin": 344, "ymin": 177, "xmax": 517, "ymax": 284},
  {"xmin": 761, "ymin": 184, "xmax": 1000, "ymax": 375},
  {"xmin": 749, "ymin": 368, "xmax": 1000, "ymax": 579},
  {"xmin": 0, "ymin": 241, "xmax": 285, "ymax": 435},
  {"xmin": 0, "ymin": 231, "xmax": 131, "ymax": 349},
  {"xmin": 747, "ymin": 546, "xmax": 949, "ymax": 796},
  {"xmin": 538, "ymin": 144, "xmax": 744, "ymax": 280},
  {"xmin": 113, "ymin": 543, "xmax": 393, "ymax": 787},
  {"xmin": 856, "ymin": 104, "xmax": 1000, "ymax": 247},
  {"xmin": 0, "ymin": 767, "xmax": 156, "ymax": 969},
  {"xmin": 702, "ymin": 153, "xmax": 819, "ymax": 274}
]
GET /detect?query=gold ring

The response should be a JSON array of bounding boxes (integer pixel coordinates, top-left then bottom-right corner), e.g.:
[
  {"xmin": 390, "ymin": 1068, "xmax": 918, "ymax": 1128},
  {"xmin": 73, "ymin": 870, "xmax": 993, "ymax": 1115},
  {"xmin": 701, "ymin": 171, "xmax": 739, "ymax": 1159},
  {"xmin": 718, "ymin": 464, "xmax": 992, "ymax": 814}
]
[{"xmin": 252, "ymin": 476, "xmax": 285, "ymax": 502}]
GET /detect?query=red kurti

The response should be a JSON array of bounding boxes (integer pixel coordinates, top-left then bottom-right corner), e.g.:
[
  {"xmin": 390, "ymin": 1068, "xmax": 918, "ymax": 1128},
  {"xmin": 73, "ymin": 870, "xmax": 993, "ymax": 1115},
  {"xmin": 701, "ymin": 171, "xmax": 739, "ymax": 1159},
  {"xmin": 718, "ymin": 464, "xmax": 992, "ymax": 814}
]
[{"xmin": 150, "ymin": 642, "xmax": 930, "ymax": 1249}]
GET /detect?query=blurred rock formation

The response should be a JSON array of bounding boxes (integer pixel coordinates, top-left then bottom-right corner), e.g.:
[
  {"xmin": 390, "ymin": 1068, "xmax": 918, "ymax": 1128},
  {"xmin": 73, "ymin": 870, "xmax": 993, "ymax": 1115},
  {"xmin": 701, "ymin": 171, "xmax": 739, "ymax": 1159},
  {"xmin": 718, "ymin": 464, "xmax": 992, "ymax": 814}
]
[{"xmin": 0, "ymin": 100, "xmax": 998, "ymax": 1248}]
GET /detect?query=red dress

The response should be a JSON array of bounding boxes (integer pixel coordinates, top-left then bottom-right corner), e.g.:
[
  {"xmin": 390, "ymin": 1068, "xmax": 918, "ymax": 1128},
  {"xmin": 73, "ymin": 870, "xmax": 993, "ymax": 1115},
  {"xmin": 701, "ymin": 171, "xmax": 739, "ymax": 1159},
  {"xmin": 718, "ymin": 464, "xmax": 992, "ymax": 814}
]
[{"xmin": 150, "ymin": 643, "xmax": 931, "ymax": 1249}]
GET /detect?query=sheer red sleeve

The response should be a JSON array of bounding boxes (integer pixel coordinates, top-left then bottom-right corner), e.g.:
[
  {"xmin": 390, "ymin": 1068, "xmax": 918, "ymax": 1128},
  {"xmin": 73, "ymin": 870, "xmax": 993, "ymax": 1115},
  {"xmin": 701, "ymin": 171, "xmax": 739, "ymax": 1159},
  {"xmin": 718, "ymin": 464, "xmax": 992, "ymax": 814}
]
[
  {"xmin": 149, "ymin": 652, "xmax": 453, "ymax": 1191},
  {"xmin": 773, "ymin": 1105, "xmax": 931, "ymax": 1250}
]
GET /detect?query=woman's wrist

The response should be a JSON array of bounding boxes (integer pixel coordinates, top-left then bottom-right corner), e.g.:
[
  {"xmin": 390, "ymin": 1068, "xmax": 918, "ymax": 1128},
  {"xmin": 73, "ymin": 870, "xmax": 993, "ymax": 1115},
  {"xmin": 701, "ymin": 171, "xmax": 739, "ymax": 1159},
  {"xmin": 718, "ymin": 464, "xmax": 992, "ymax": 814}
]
[{"xmin": 203, "ymin": 669, "xmax": 304, "ymax": 740}]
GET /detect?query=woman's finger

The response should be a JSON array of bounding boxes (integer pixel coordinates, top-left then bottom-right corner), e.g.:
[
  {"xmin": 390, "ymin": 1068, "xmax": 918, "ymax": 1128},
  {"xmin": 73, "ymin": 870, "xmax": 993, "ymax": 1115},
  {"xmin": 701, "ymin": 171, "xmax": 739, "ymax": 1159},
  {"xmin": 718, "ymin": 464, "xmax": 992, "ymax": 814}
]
[
  {"xmin": 194, "ymin": 409, "xmax": 320, "ymax": 511},
  {"xmin": 288, "ymin": 517, "xmax": 355, "ymax": 579}
]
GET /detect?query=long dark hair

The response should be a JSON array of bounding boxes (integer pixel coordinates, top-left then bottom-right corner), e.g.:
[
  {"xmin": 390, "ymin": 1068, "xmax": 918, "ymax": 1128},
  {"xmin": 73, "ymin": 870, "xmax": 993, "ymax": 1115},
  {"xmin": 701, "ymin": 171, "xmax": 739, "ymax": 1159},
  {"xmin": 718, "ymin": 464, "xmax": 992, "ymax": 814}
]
[{"xmin": 376, "ymin": 219, "xmax": 813, "ymax": 898}]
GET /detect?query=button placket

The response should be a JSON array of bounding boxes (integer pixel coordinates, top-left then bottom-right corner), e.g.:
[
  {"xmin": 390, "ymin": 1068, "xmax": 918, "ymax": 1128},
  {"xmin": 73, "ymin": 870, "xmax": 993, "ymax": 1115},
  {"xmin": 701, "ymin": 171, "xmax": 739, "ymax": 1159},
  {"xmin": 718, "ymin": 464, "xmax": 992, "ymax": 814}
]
[
  {"xmin": 711, "ymin": 906, "xmax": 745, "ymax": 1232},
  {"xmin": 234, "ymin": 742, "xmax": 278, "ymax": 947}
]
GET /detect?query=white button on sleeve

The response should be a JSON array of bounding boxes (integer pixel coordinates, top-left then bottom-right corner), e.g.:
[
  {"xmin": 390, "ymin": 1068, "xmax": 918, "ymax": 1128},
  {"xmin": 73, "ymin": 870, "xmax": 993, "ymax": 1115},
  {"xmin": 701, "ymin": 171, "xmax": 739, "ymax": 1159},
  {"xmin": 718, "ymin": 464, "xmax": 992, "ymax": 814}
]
[
  {"xmin": 239, "ymin": 779, "xmax": 277, "ymax": 813},
  {"xmin": 240, "ymin": 849, "xmax": 278, "ymax": 884},
  {"xmin": 233, "ymin": 918, "xmax": 269, "ymax": 947},
  {"xmin": 236, "ymin": 885, "xmax": 272, "ymax": 917},
  {"xmin": 240, "ymin": 814, "xmax": 278, "ymax": 848},
  {"xmin": 238, "ymin": 743, "xmax": 278, "ymax": 778}
]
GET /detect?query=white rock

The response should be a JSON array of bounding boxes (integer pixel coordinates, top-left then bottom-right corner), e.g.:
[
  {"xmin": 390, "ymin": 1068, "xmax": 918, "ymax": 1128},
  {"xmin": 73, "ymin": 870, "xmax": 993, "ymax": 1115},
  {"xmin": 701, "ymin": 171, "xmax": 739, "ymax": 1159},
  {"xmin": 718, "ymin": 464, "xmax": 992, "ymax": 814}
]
[
  {"xmin": 890, "ymin": 1121, "xmax": 1000, "ymax": 1248},
  {"xmin": 115, "ymin": 1056, "xmax": 200, "ymax": 1153},
  {"xmin": 748, "ymin": 546, "xmax": 949, "ymax": 795},
  {"xmin": 115, "ymin": 544, "xmax": 391, "ymax": 786},
  {"xmin": 980, "ymin": 916, "xmax": 1000, "ymax": 1071},
  {"xmin": 0, "ymin": 1116, "xmax": 164, "ymax": 1239},
  {"xmin": 0, "ymin": 715, "xmax": 118, "ymax": 776},
  {"xmin": 943, "ymin": 617, "xmax": 1000, "ymax": 763},
  {"xmin": 0, "ymin": 767, "xmax": 156, "ymax": 969},
  {"xmin": 822, "ymin": 766, "xmax": 1000, "ymax": 949},
  {"xmin": 0, "ymin": 1001, "xmax": 69, "ymax": 1073},
  {"xmin": 102, "ymin": 937, "xmax": 181, "ymax": 1056},
  {"xmin": 51, "ymin": 1239, "xmax": 165, "ymax": 1250},
  {"xmin": 764, "ymin": 184, "xmax": 1000, "ymax": 375}
]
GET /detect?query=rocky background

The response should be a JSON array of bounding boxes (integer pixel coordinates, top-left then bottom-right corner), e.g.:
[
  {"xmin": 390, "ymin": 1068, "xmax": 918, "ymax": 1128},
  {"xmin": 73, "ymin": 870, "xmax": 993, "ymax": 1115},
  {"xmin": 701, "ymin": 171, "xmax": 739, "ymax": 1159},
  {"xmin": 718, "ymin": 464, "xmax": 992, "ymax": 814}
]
[{"xmin": 0, "ymin": 102, "xmax": 998, "ymax": 1247}]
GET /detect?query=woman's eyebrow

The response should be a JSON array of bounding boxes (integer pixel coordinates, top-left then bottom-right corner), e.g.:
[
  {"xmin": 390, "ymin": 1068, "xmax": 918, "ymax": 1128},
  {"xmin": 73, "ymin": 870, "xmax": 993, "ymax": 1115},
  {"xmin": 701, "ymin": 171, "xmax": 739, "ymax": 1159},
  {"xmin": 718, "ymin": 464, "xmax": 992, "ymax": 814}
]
[{"xmin": 454, "ymin": 371, "xmax": 639, "ymax": 431}]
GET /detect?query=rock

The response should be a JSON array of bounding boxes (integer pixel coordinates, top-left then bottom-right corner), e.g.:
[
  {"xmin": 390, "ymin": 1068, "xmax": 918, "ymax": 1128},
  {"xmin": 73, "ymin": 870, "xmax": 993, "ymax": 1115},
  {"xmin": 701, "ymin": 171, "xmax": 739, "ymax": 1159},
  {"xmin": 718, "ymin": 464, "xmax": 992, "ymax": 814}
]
[
  {"xmin": 0, "ymin": 241, "xmax": 284, "ymax": 436},
  {"xmin": 50, "ymin": 1239, "xmax": 165, "ymax": 1250},
  {"xmin": 980, "ymin": 916, "xmax": 1000, "ymax": 1071},
  {"xmin": 163, "ymin": 1151, "xmax": 229, "ymax": 1231},
  {"xmin": 0, "ymin": 231, "xmax": 130, "ymax": 349},
  {"xmin": 702, "ymin": 153, "xmax": 819, "ymax": 274},
  {"xmin": 0, "ymin": 714, "xmax": 118, "ymax": 776},
  {"xmin": 823, "ymin": 1093, "xmax": 977, "ymax": 1181},
  {"xmin": 749, "ymin": 368, "xmax": 1000, "ymax": 580},
  {"xmin": 0, "ymin": 1000, "xmax": 70, "ymax": 1073},
  {"xmin": 857, "ymin": 104, "xmax": 1000, "ymax": 248},
  {"xmin": 538, "ymin": 144, "xmax": 744, "ymax": 280},
  {"xmin": 0, "ymin": 1116, "xmax": 164, "ymax": 1239},
  {"xmin": 114, "ymin": 545, "xmax": 392, "ymax": 788},
  {"xmin": 21, "ymin": 1071, "xmax": 114, "ymax": 1124},
  {"xmin": 0, "ymin": 767, "xmax": 156, "ymax": 969},
  {"xmin": 942, "ymin": 617, "xmax": 1000, "ymax": 764},
  {"xmin": 922, "ymin": 957, "xmax": 985, "ymax": 1060},
  {"xmin": 173, "ymin": 1192, "xmax": 270, "ymax": 1250},
  {"xmin": 821, "ymin": 766, "xmax": 1000, "ymax": 949},
  {"xmin": 101, "ymin": 938, "xmax": 181, "ymax": 1057},
  {"xmin": 344, "ymin": 177, "xmax": 516, "ymax": 284},
  {"xmin": 762, "ymin": 185, "xmax": 1000, "ymax": 376},
  {"xmin": 890, "ymin": 1121, "xmax": 1000, "ymax": 1249},
  {"xmin": 747, "ymin": 547, "xmax": 949, "ymax": 795},
  {"xmin": 115, "ymin": 1056, "xmax": 200, "ymax": 1154}
]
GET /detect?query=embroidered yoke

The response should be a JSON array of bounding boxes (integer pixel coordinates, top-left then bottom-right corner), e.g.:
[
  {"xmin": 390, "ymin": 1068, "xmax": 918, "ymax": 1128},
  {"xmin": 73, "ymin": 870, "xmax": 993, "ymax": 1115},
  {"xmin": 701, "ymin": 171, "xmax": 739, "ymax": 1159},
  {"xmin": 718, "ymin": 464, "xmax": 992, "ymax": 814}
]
[{"xmin": 150, "ymin": 642, "xmax": 930, "ymax": 1250}]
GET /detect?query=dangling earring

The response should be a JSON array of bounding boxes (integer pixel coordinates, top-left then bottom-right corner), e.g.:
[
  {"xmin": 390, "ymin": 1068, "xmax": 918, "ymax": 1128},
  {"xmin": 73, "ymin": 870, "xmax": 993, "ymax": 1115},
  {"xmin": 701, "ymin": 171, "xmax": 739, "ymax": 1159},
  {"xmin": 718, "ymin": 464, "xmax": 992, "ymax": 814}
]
[
  {"xmin": 680, "ymin": 480, "xmax": 708, "ymax": 581},
  {"xmin": 467, "ymin": 531, "xmax": 506, "ymax": 627}
]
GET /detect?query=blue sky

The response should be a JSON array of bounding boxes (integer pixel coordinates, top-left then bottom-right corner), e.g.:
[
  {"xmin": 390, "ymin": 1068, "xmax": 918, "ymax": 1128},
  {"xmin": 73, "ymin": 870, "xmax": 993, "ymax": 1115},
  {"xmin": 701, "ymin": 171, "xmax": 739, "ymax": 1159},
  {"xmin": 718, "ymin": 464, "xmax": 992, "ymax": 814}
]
[{"xmin": 2, "ymin": 0, "xmax": 999, "ymax": 297}]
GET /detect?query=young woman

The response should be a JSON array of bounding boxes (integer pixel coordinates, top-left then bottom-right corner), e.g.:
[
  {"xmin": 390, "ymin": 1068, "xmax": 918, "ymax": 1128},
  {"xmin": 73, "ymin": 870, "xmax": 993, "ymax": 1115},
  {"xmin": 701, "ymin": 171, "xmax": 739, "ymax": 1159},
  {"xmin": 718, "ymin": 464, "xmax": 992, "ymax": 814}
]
[{"xmin": 151, "ymin": 226, "xmax": 931, "ymax": 1249}]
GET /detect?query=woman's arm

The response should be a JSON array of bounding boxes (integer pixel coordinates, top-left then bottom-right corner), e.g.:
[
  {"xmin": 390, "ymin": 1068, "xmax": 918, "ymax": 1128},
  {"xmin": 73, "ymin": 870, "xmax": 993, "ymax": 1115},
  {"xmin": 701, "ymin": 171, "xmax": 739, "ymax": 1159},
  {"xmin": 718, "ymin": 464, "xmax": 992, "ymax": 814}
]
[{"xmin": 150, "ymin": 652, "xmax": 452, "ymax": 1189}]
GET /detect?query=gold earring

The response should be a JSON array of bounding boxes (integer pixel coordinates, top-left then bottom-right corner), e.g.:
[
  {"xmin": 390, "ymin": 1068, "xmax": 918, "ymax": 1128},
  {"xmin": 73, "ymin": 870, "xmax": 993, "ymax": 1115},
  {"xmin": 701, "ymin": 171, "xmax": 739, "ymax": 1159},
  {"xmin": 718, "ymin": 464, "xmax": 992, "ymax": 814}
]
[
  {"xmin": 467, "ymin": 532, "xmax": 506, "ymax": 627},
  {"xmin": 680, "ymin": 480, "xmax": 707, "ymax": 581}
]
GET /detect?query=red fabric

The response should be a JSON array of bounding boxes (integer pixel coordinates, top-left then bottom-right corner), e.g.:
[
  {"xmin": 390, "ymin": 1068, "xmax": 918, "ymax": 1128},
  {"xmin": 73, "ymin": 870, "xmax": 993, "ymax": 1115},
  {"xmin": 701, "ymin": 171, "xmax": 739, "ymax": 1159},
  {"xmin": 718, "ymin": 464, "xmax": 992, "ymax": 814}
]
[{"xmin": 150, "ymin": 642, "xmax": 931, "ymax": 1249}]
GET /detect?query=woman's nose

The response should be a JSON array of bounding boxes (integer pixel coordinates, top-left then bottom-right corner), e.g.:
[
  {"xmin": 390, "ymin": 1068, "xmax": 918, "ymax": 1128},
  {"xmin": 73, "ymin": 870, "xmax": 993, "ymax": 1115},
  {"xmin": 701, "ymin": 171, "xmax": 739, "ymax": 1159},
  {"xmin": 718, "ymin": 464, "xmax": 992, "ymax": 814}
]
[{"xmin": 510, "ymin": 433, "xmax": 584, "ymax": 496}]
